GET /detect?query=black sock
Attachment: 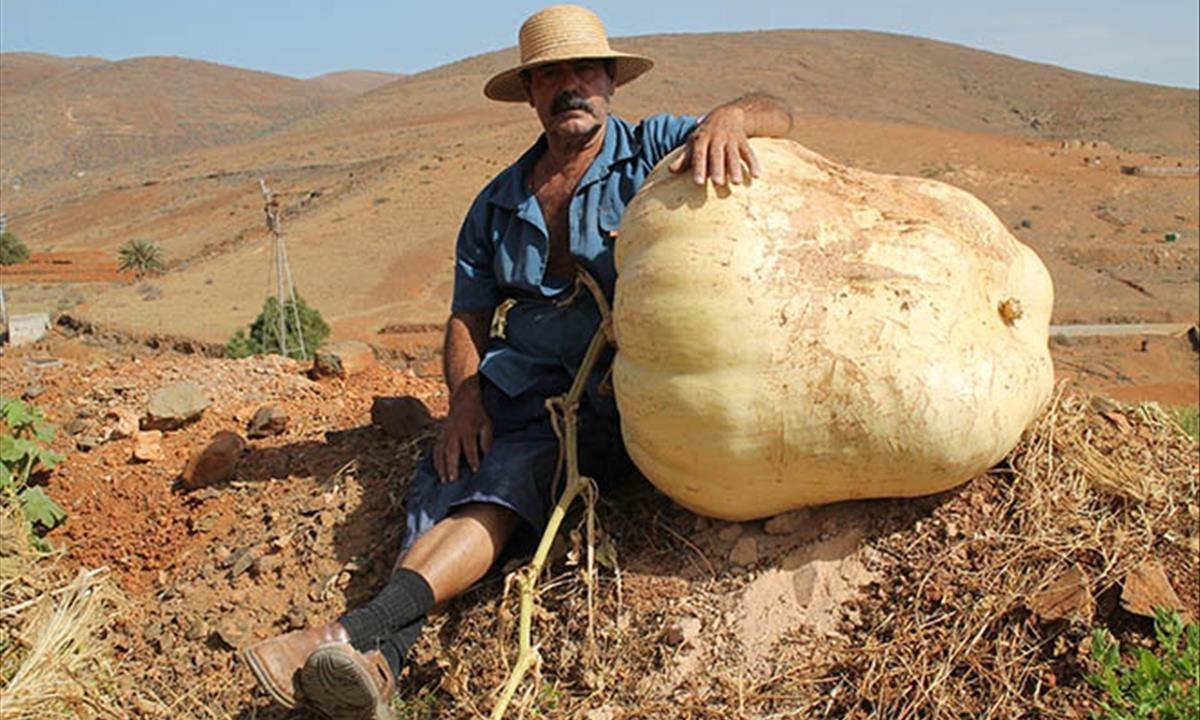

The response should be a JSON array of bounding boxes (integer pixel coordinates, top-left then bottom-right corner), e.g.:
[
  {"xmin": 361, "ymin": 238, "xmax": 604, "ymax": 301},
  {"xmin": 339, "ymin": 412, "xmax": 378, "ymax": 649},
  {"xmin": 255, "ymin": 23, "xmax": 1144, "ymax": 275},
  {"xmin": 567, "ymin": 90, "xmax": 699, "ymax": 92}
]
[
  {"xmin": 338, "ymin": 568, "xmax": 435, "ymax": 647},
  {"xmin": 369, "ymin": 616, "xmax": 426, "ymax": 677}
]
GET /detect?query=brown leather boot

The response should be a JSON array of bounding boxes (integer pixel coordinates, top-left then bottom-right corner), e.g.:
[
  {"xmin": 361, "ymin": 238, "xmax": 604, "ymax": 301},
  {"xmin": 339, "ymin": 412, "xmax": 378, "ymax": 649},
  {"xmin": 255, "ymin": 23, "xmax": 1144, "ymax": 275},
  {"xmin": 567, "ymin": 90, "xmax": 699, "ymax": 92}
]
[
  {"xmin": 242, "ymin": 623, "xmax": 351, "ymax": 709},
  {"xmin": 299, "ymin": 642, "xmax": 396, "ymax": 720}
]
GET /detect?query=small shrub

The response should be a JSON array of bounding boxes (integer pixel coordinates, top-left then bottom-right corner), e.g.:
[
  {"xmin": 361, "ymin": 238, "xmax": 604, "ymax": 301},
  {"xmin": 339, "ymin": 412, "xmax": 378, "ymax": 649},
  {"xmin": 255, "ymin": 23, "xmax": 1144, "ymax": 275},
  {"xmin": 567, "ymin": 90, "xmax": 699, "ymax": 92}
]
[
  {"xmin": 1086, "ymin": 607, "xmax": 1199, "ymax": 720},
  {"xmin": 0, "ymin": 398, "xmax": 68, "ymax": 549},
  {"xmin": 226, "ymin": 294, "xmax": 329, "ymax": 361},
  {"xmin": 117, "ymin": 239, "xmax": 166, "ymax": 277},
  {"xmin": 0, "ymin": 230, "xmax": 31, "ymax": 265}
]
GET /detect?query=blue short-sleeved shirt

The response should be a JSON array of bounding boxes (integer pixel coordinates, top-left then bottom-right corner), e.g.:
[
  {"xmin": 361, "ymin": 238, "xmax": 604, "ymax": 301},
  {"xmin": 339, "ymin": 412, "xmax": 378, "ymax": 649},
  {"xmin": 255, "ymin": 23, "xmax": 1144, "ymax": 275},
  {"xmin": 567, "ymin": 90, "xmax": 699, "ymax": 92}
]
[{"xmin": 452, "ymin": 113, "xmax": 699, "ymax": 401}]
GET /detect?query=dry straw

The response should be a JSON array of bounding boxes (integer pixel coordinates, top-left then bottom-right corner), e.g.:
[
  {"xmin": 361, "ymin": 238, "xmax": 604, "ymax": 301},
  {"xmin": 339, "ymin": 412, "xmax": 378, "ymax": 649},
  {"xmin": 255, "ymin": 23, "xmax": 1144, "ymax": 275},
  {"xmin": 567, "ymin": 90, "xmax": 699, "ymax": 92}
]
[{"xmin": 1, "ymin": 566, "xmax": 123, "ymax": 719}]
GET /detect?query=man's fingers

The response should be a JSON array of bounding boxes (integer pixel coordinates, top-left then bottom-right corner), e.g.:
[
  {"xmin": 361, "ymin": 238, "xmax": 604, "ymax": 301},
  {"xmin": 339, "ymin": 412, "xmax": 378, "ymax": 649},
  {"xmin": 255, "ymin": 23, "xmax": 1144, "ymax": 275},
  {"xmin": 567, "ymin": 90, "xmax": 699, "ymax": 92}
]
[
  {"xmin": 709, "ymin": 143, "xmax": 727, "ymax": 186},
  {"xmin": 444, "ymin": 434, "xmax": 461, "ymax": 483},
  {"xmin": 433, "ymin": 435, "xmax": 446, "ymax": 481},
  {"xmin": 742, "ymin": 141, "xmax": 762, "ymax": 178},
  {"xmin": 480, "ymin": 420, "xmax": 494, "ymax": 455},
  {"xmin": 691, "ymin": 136, "xmax": 710, "ymax": 185},
  {"xmin": 463, "ymin": 428, "xmax": 481, "ymax": 473},
  {"xmin": 728, "ymin": 143, "xmax": 744, "ymax": 184},
  {"xmin": 668, "ymin": 147, "xmax": 690, "ymax": 173}
]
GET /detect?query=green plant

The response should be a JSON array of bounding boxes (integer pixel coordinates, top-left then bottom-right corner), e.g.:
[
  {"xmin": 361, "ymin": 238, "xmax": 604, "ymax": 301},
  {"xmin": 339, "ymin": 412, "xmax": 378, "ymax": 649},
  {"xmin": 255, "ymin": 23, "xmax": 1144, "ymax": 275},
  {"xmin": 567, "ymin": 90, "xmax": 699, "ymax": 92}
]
[
  {"xmin": 0, "ymin": 230, "xmax": 31, "ymax": 265},
  {"xmin": 0, "ymin": 398, "xmax": 68, "ymax": 549},
  {"xmin": 226, "ymin": 294, "xmax": 329, "ymax": 361},
  {"xmin": 1166, "ymin": 405, "xmax": 1199, "ymax": 441},
  {"xmin": 117, "ymin": 238, "xmax": 166, "ymax": 277},
  {"xmin": 1086, "ymin": 607, "xmax": 1200, "ymax": 719}
]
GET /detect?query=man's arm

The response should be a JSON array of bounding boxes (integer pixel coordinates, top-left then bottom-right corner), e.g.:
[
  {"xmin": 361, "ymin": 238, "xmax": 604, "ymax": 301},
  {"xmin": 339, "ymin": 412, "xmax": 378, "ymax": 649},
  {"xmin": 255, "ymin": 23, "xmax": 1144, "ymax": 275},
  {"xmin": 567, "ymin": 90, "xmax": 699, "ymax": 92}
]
[
  {"xmin": 668, "ymin": 93, "xmax": 794, "ymax": 186},
  {"xmin": 434, "ymin": 310, "xmax": 493, "ymax": 483}
]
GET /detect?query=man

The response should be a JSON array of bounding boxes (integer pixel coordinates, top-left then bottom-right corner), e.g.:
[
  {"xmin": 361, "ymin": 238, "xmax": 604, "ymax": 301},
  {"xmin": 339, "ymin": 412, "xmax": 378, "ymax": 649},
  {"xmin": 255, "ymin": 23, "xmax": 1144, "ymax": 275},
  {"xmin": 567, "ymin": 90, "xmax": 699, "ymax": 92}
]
[{"xmin": 245, "ymin": 5, "xmax": 792, "ymax": 718}]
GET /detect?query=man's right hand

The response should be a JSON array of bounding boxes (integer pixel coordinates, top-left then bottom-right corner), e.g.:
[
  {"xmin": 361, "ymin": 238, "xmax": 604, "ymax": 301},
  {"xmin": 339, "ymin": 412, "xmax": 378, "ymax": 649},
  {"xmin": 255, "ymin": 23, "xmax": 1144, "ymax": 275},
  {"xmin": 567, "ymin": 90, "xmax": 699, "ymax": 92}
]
[{"xmin": 434, "ymin": 375, "xmax": 494, "ymax": 483}]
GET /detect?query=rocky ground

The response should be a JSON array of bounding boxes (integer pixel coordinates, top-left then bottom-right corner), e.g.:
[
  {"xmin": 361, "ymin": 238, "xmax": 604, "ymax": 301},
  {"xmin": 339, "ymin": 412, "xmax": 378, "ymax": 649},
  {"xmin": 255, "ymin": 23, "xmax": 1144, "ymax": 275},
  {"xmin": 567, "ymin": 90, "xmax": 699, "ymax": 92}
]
[{"xmin": 1, "ymin": 327, "xmax": 1196, "ymax": 719}]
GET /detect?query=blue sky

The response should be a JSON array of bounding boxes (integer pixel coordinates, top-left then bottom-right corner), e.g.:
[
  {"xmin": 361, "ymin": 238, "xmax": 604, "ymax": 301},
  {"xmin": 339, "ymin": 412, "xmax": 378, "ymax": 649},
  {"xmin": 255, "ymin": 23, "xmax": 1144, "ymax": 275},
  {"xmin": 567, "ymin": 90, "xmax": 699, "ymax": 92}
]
[{"xmin": 1, "ymin": 1, "xmax": 1197, "ymax": 89}]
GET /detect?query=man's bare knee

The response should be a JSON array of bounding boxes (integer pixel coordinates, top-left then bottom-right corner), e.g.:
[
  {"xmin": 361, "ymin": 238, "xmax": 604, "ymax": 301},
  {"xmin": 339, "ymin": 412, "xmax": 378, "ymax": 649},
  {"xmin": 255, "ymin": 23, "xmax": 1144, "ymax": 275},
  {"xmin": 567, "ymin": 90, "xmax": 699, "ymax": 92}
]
[{"xmin": 455, "ymin": 502, "xmax": 521, "ymax": 537}]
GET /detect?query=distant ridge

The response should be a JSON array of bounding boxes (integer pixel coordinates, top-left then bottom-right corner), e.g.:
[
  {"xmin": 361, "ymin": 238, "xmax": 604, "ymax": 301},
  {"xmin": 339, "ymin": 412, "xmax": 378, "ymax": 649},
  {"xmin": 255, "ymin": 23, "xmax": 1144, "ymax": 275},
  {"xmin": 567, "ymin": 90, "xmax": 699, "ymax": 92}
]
[
  {"xmin": 0, "ymin": 54, "xmax": 351, "ymax": 184},
  {"xmin": 308, "ymin": 70, "xmax": 403, "ymax": 94}
]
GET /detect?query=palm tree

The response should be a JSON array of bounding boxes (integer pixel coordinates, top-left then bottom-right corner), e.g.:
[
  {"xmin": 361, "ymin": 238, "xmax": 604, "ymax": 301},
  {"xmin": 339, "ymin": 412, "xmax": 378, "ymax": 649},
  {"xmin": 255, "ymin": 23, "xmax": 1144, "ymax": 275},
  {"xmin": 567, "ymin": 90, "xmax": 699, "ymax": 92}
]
[{"xmin": 117, "ymin": 239, "xmax": 166, "ymax": 277}]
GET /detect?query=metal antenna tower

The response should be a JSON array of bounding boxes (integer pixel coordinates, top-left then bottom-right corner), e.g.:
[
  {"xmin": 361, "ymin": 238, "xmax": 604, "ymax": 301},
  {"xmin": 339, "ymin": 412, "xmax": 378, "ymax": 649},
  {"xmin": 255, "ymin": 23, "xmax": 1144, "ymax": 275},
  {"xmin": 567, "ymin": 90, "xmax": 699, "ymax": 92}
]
[{"xmin": 259, "ymin": 179, "xmax": 307, "ymax": 359}]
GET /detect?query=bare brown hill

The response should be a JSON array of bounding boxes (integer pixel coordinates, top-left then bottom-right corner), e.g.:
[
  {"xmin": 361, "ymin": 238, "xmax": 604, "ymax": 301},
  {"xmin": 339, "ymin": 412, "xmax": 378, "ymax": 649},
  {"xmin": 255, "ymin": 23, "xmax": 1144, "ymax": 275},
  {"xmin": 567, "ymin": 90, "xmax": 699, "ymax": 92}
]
[
  {"xmin": 416, "ymin": 30, "xmax": 1200, "ymax": 157},
  {"xmin": 1, "ymin": 31, "xmax": 1195, "ymax": 387},
  {"xmin": 308, "ymin": 69, "xmax": 403, "ymax": 94},
  {"xmin": 0, "ymin": 54, "xmax": 352, "ymax": 185}
]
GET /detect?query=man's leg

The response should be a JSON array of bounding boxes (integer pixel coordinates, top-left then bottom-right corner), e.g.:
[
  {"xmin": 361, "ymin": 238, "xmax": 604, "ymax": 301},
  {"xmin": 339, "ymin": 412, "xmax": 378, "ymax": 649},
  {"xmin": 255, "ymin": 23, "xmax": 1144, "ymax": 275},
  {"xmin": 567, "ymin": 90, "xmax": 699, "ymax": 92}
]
[
  {"xmin": 245, "ymin": 503, "xmax": 520, "ymax": 715},
  {"xmin": 397, "ymin": 502, "xmax": 522, "ymax": 601},
  {"xmin": 336, "ymin": 502, "xmax": 520, "ymax": 664}
]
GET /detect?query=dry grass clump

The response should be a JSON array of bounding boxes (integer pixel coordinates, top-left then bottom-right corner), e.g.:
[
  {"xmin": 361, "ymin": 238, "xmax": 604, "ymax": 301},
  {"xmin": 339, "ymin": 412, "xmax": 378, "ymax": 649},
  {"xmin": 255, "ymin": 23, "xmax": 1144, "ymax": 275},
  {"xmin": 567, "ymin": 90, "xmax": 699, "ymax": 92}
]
[
  {"xmin": 0, "ymin": 499, "xmax": 126, "ymax": 720},
  {"xmin": 816, "ymin": 390, "xmax": 1199, "ymax": 719}
]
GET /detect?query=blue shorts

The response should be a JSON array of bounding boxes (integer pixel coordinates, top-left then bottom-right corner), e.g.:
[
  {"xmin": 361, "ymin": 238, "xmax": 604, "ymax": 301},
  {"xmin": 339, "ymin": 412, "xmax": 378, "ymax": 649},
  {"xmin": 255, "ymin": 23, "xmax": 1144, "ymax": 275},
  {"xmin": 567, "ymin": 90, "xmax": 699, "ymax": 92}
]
[{"xmin": 402, "ymin": 371, "xmax": 629, "ymax": 552}]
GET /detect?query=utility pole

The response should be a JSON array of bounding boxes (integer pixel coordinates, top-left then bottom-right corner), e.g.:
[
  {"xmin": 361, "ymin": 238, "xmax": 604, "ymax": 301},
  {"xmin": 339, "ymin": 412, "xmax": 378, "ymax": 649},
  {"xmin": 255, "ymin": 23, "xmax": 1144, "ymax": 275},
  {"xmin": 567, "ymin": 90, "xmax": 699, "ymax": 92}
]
[{"xmin": 259, "ymin": 180, "xmax": 306, "ymax": 359}]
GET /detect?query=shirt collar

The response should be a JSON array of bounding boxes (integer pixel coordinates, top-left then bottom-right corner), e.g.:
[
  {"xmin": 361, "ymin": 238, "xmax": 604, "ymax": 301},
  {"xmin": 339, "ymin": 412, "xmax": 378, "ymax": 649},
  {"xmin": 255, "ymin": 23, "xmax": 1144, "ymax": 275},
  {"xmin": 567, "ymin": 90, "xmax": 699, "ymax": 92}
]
[{"xmin": 487, "ymin": 115, "xmax": 639, "ymax": 210}]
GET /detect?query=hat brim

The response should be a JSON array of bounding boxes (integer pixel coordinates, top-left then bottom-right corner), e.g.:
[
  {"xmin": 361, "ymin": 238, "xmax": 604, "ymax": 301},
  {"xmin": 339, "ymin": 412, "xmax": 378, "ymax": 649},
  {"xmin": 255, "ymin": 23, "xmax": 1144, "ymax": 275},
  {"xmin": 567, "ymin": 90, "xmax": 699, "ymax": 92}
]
[{"xmin": 484, "ymin": 51, "xmax": 654, "ymax": 103}]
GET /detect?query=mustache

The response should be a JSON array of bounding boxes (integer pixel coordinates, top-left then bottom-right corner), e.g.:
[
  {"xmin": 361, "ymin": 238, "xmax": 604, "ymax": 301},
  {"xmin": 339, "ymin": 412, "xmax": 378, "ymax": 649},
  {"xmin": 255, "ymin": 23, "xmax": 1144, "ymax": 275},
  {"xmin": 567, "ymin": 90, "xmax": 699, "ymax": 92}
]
[{"xmin": 551, "ymin": 92, "xmax": 596, "ymax": 116}]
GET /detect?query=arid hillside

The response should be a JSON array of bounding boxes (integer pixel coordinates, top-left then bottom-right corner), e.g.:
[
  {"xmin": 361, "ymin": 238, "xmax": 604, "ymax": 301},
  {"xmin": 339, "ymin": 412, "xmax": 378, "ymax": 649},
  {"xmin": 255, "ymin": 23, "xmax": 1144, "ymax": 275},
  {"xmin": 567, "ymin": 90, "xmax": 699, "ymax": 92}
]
[
  {"xmin": 0, "ymin": 53, "xmax": 355, "ymax": 185},
  {"xmin": 308, "ymin": 69, "xmax": 403, "ymax": 94},
  {"xmin": 1, "ymin": 31, "xmax": 1196, "ymax": 381}
]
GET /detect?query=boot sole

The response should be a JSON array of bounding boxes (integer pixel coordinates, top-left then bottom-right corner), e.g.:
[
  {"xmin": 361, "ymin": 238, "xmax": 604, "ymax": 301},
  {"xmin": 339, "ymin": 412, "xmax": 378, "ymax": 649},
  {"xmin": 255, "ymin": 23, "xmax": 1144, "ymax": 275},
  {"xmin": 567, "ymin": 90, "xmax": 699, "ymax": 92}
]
[
  {"xmin": 300, "ymin": 643, "xmax": 394, "ymax": 720},
  {"xmin": 242, "ymin": 646, "xmax": 298, "ymax": 709}
]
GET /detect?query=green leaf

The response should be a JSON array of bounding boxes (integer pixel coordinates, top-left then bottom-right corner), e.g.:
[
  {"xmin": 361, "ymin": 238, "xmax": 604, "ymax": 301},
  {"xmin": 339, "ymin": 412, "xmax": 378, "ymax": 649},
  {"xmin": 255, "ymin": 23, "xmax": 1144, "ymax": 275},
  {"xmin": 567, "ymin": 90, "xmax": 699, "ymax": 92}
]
[
  {"xmin": 33, "ymin": 422, "xmax": 56, "ymax": 444},
  {"xmin": 37, "ymin": 448, "xmax": 64, "ymax": 470},
  {"xmin": 0, "ymin": 434, "xmax": 22, "ymax": 463},
  {"xmin": 19, "ymin": 486, "xmax": 67, "ymax": 532},
  {"xmin": 0, "ymin": 463, "xmax": 12, "ymax": 491},
  {"xmin": 4, "ymin": 402, "xmax": 33, "ymax": 430}
]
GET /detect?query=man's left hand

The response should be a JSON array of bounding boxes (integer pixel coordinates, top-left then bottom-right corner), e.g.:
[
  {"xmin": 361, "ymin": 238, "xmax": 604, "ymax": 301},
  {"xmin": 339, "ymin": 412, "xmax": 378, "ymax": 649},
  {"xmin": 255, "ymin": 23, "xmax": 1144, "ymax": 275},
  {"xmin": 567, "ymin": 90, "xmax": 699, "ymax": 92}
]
[{"xmin": 668, "ymin": 105, "xmax": 761, "ymax": 187}]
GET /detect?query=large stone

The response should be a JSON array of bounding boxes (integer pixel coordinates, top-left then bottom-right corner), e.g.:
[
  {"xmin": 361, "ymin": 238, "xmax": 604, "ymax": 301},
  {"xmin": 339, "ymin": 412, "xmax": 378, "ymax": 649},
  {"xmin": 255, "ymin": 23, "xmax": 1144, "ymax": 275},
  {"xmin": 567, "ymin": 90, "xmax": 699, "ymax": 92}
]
[
  {"xmin": 181, "ymin": 431, "xmax": 246, "ymax": 491},
  {"xmin": 246, "ymin": 405, "xmax": 289, "ymax": 439},
  {"xmin": 312, "ymin": 341, "xmax": 377, "ymax": 378},
  {"xmin": 371, "ymin": 396, "xmax": 434, "ymax": 440},
  {"xmin": 131, "ymin": 430, "xmax": 164, "ymax": 463},
  {"xmin": 144, "ymin": 382, "xmax": 209, "ymax": 430}
]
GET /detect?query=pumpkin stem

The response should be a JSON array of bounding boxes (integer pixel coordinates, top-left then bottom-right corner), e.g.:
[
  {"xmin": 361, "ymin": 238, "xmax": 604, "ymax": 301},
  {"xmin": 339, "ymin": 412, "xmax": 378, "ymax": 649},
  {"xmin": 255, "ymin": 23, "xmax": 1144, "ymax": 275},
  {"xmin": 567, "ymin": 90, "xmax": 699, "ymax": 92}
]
[{"xmin": 491, "ymin": 268, "xmax": 614, "ymax": 719}]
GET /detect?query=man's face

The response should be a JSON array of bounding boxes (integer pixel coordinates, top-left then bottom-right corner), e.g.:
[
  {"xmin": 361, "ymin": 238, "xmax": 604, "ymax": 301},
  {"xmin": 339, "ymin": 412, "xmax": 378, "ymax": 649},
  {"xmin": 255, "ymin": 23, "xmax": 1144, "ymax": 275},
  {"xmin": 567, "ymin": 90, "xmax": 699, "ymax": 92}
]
[{"xmin": 525, "ymin": 60, "xmax": 614, "ymax": 142}]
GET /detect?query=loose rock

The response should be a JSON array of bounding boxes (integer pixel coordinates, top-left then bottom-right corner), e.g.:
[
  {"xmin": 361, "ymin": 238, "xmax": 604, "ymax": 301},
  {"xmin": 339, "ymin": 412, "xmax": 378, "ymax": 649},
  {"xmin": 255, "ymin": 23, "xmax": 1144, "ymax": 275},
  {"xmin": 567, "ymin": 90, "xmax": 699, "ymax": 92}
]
[
  {"xmin": 106, "ymin": 406, "xmax": 140, "ymax": 440},
  {"xmin": 730, "ymin": 536, "xmax": 759, "ymax": 567},
  {"xmin": 144, "ymin": 382, "xmax": 209, "ymax": 430},
  {"xmin": 371, "ymin": 396, "xmax": 433, "ymax": 440},
  {"xmin": 181, "ymin": 431, "xmax": 246, "ymax": 490},
  {"xmin": 246, "ymin": 404, "xmax": 289, "ymax": 438},
  {"xmin": 1028, "ymin": 565, "xmax": 1092, "ymax": 622},
  {"xmin": 131, "ymin": 430, "xmax": 164, "ymax": 463},
  {"xmin": 1121, "ymin": 559, "xmax": 1188, "ymax": 619},
  {"xmin": 764, "ymin": 509, "xmax": 811, "ymax": 536},
  {"xmin": 311, "ymin": 341, "xmax": 377, "ymax": 378},
  {"xmin": 717, "ymin": 523, "xmax": 744, "ymax": 542}
]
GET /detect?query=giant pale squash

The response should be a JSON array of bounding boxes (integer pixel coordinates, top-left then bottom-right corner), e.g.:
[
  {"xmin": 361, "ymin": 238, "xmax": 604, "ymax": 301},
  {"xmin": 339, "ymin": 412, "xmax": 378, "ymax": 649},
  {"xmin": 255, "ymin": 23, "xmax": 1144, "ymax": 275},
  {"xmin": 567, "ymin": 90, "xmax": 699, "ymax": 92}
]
[{"xmin": 612, "ymin": 139, "xmax": 1053, "ymax": 520}]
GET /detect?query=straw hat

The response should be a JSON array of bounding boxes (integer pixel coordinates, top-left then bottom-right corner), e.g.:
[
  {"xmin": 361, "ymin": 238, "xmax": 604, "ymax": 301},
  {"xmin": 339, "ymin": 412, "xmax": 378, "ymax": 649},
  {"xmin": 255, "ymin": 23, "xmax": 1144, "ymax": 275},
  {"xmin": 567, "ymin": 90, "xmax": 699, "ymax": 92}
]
[{"xmin": 484, "ymin": 5, "xmax": 654, "ymax": 103}]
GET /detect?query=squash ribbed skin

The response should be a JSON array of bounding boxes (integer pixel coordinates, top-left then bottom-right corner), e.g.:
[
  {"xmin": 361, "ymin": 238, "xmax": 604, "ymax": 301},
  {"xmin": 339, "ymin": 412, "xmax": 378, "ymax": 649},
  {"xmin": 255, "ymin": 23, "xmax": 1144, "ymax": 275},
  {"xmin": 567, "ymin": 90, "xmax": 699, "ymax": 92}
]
[{"xmin": 612, "ymin": 139, "xmax": 1053, "ymax": 520}]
